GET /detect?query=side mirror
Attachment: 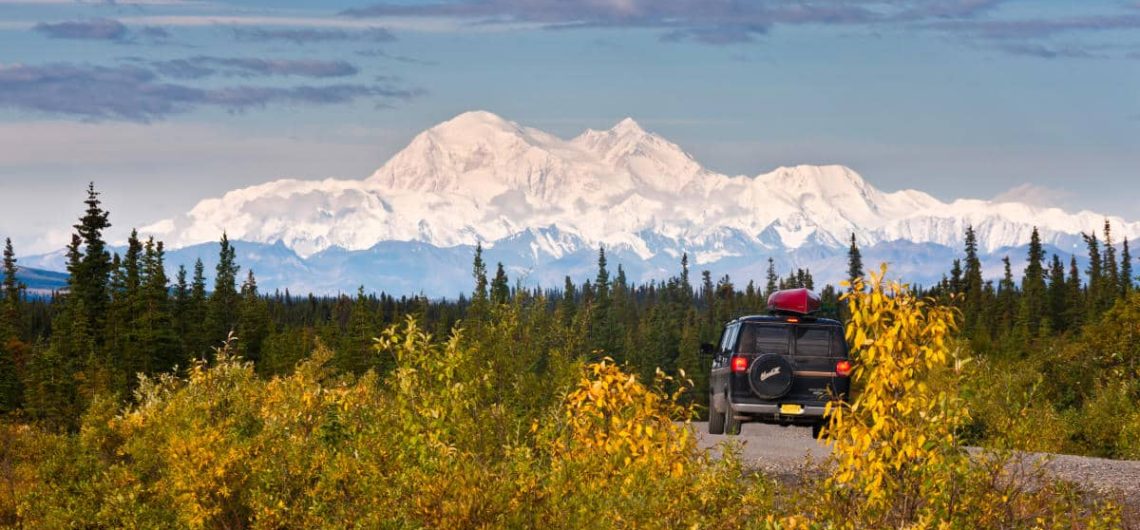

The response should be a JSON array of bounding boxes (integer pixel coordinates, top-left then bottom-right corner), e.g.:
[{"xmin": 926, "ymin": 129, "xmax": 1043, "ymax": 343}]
[{"xmin": 699, "ymin": 343, "xmax": 717, "ymax": 358}]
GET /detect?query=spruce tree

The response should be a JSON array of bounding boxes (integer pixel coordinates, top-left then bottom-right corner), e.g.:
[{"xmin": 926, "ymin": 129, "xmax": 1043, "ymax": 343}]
[
  {"xmin": 1121, "ymin": 239, "xmax": 1133, "ymax": 297},
  {"xmin": 963, "ymin": 225, "xmax": 984, "ymax": 334},
  {"xmin": 342, "ymin": 286, "xmax": 377, "ymax": 375},
  {"xmin": 1102, "ymin": 220, "xmax": 1120, "ymax": 302},
  {"xmin": 52, "ymin": 185, "xmax": 116, "ymax": 403},
  {"xmin": 701, "ymin": 270, "xmax": 715, "ymax": 324},
  {"xmin": 1017, "ymin": 227, "xmax": 1047, "ymax": 337},
  {"xmin": 1047, "ymin": 254, "xmax": 1066, "ymax": 333},
  {"xmin": 490, "ymin": 262, "xmax": 510, "ymax": 305},
  {"xmin": 140, "ymin": 238, "xmax": 176, "ymax": 374},
  {"xmin": 594, "ymin": 246, "xmax": 609, "ymax": 303},
  {"xmin": 949, "ymin": 259, "xmax": 963, "ymax": 296},
  {"xmin": 847, "ymin": 233, "xmax": 864, "ymax": 290},
  {"xmin": 610, "ymin": 264, "xmax": 632, "ymax": 363},
  {"xmin": 1065, "ymin": 256, "xmax": 1085, "ymax": 329},
  {"xmin": 172, "ymin": 264, "xmax": 190, "ymax": 362},
  {"xmin": 559, "ymin": 276, "xmax": 577, "ymax": 329},
  {"xmin": 469, "ymin": 243, "xmax": 489, "ymax": 321},
  {"xmin": 820, "ymin": 284, "xmax": 840, "ymax": 318},
  {"xmin": 186, "ymin": 259, "xmax": 209, "ymax": 360},
  {"xmin": 2, "ymin": 238, "xmax": 21, "ymax": 340},
  {"xmin": 115, "ymin": 231, "xmax": 145, "ymax": 388},
  {"xmin": 680, "ymin": 253, "xmax": 692, "ymax": 302},
  {"xmin": 615, "ymin": 264, "xmax": 627, "ymax": 293},
  {"xmin": 997, "ymin": 256, "xmax": 1017, "ymax": 335},
  {"xmin": 590, "ymin": 246, "xmax": 617, "ymax": 356},
  {"xmin": 70, "ymin": 183, "xmax": 113, "ymax": 349},
  {"xmin": 124, "ymin": 230, "xmax": 143, "ymax": 297},
  {"xmin": 206, "ymin": 233, "xmax": 241, "ymax": 348},
  {"xmin": 1083, "ymin": 232, "xmax": 1105, "ymax": 316},
  {"xmin": 714, "ymin": 275, "xmax": 736, "ymax": 325},
  {"xmin": 744, "ymin": 281, "xmax": 758, "ymax": 313},
  {"xmin": 173, "ymin": 265, "xmax": 189, "ymax": 318},
  {"xmin": 237, "ymin": 270, "xmax": 270, "ymax": 363},
  {"xmin": 1, "ymin": 238, "xmax": 24, "ymax": 412},
  {"xmin": 764, "ymin": 258, "xmax": 778, "ymax": 299}
]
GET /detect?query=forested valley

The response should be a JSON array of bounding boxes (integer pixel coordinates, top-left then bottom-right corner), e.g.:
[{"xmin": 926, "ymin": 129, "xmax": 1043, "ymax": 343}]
[{"xmin": 1, "ymin": 185, "xmax": 1138, "ymax": 528}]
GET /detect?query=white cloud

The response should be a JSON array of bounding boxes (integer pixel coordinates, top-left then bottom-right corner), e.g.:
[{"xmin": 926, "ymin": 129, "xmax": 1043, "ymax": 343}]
[{"xmin": 992, "ymin": 183, "xmax": 1074, "ymax": 209}]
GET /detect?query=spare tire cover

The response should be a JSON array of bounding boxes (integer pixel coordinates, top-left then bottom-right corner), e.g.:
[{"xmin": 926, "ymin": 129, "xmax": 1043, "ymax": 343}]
[{"xmin": 748, "ymin": 353, "xmax": 794, "ymax": 400}]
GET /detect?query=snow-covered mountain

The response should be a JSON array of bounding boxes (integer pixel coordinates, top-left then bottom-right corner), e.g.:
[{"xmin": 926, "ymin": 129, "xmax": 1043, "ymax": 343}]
[{"xmin": 105, "ymin": 110, "xmax": 1139, "ymax": 295}]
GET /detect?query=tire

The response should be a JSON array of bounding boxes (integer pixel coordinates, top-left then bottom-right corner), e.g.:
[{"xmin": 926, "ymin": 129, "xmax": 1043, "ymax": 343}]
[
  {"xmin": 811, "ymin": 422, "xmax": 825, "ymax": 440},
  {"xmin": 724, "ymin": 405, "xmax": 741, "ymax": 436},
  {"xmin": 747, "ymin": 353, "xmax": 795, "ymax": 400},
  {"xmin": 707, "ymin": 393, "xmax": 725, "ymax": 435}
]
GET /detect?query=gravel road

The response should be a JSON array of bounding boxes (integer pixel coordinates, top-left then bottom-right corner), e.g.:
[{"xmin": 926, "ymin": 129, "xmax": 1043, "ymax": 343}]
[{"xmin": 692, "ymin": 421, "xmax": 1140, "ymax": 508}]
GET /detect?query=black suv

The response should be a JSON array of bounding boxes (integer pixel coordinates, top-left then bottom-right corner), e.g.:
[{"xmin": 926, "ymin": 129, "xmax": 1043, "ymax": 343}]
[{"xmin": 706, "ymin": 289, "xmax": 851, "ymax": 438}]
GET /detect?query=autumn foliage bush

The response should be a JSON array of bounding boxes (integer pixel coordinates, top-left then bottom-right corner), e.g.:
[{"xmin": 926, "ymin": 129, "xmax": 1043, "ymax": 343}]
[
  {"xmin": 807, "ymin": 265, "xmax": 1122, "ymax": 529},
  {"xmin": 1, "ymin": 313, "xmax": 777, "ymax": 529},
  {"xmin": 0, "ymin": 279, "xmax": 1128, "ymax": 529}
]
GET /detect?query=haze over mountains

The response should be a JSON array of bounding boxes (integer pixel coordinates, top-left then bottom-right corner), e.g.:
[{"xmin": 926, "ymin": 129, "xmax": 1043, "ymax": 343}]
[{"xmin": 24, "ymin": 111, "xmax": 1140, "ymax": 296}]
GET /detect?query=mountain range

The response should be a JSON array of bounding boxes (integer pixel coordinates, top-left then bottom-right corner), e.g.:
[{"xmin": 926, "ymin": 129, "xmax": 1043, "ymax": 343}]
[
  {"xmin": 1, "ymin": 266, "xmax": 69, "ymax": 296},
  {"xmin": 23, "ymin": 111, "xmax": 1140, "ymax": 297}
]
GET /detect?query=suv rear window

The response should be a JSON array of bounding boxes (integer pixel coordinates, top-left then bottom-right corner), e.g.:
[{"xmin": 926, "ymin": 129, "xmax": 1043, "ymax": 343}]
[
  {"xmin": 737, "ymin": 324, "xmax": 789, "ymax": 354},
  {"xmin": 736, "ymin": 323, "xmax": 844, "ymax": 357},
  {"xmin": 795, "ymin": 327, "xmax": 832, "ymax": 356}
]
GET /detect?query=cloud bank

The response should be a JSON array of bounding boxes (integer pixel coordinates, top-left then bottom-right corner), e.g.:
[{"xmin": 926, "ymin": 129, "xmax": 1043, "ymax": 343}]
[
  {"xmin": 339, "ymin": 0, "xmax": 1140, "ymax": 57},
  {"xmin": 231, "ymin": 26, "xmax": 396, "ymax": 44},
  {"xmin": 148, "ymin": 57, "xmax": 359, "ymax": 79},
  {"xmin": 0, "ymin": 62, "xmax": 424, "ymax": 121},
  {"xmin": 34, "ymin": 18, "xmax": 129, "ymax": 41},
  {"xmin": 33, "ymin": 18, "xmax": 170, "ymax": 43}
]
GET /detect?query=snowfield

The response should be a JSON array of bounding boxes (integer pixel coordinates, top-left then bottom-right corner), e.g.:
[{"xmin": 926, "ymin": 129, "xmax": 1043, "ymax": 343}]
[
  {"xmin": 145, "ymin": 111, "xmax": 1138, "ymax": 259},
  {"xmin": 77, "ymin": 110, "xmax": 1135, "ymax": 295}
]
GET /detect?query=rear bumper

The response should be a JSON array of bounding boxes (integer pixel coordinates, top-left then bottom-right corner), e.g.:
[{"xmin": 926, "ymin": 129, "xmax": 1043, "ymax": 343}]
[{"xmin": 730, "ymin": 402, "xmax": 829, "ymax": 424}]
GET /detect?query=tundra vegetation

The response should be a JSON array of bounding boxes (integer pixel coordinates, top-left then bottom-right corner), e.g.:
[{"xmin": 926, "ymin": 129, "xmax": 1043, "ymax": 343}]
[{"xmin": 0, "ymin": 185, "xmax": 1137, "ymax": 528}]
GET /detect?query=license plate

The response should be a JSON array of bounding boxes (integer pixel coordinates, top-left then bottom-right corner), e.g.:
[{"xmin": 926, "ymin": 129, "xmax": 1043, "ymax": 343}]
[{"xmin": 779, "ymin": 404, "xmax": 804, "ymax": 415}]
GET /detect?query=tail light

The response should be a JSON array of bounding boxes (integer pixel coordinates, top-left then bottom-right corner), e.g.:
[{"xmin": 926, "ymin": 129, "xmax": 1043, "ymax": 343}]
[
  {"xmin": 731, "ymin": 356, "xmax": 749, "ymax": 373},
  {"xmin": 835, "ymin": 360, "xmax": 853, "ymax": 377}
]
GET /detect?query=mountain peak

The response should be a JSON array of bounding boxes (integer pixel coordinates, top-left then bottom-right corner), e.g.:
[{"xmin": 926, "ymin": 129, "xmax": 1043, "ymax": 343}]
[
  {"xmin": 430, "ymin": 110, "xmax": 519, "ymax": 135},
  {"xmin": 610, "ymin": 117, "xmax": 645, "ymax": 134}
]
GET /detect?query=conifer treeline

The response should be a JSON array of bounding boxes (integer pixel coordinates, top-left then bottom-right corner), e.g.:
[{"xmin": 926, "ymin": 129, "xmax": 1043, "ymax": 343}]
[
  {"xmin": 926, "ymin": 223, "xmax": 1136, "ymax": 354},
  {"xmin": 1, "ymin": 185, "xmax": 1137, "ymax": 430}
]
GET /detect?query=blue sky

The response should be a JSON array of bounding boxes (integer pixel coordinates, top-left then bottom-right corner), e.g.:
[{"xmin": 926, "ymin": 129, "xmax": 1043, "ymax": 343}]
[{"xmin": 1, "ymin": 0, "xmax": 1138, "ymax": 254}]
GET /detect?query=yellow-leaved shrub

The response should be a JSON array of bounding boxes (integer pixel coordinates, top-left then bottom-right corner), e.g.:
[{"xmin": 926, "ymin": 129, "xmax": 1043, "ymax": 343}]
[
  {"xmin": 812, "ymin": 264, "xmax": 1121, "ymax": 529},
  {"xmin": 1, "ymin": 315, "xmax": 779, "ymax": 529},
  {"xmin": 530, "ymin": 360, "xmax": 777, "ymax": 528}
]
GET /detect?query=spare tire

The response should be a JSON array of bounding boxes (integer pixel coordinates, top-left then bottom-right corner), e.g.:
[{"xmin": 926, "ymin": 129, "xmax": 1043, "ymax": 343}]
[{"xmin": 747, "ymin": 353, "xmax": 794, "ymax": 399}]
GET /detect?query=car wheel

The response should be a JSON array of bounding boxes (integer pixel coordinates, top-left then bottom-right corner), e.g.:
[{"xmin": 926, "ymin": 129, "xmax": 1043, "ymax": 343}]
[
  {"xmin": 811, "ymin": 422, "xmax": 825, "ymax": 440},
  {"xmin": 724, "ymin": 405, "xmax": 741, "ymax": 436},
  {"xmin": 707, "ymin": 393, "xmax": 725, "ymax": 435}
]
